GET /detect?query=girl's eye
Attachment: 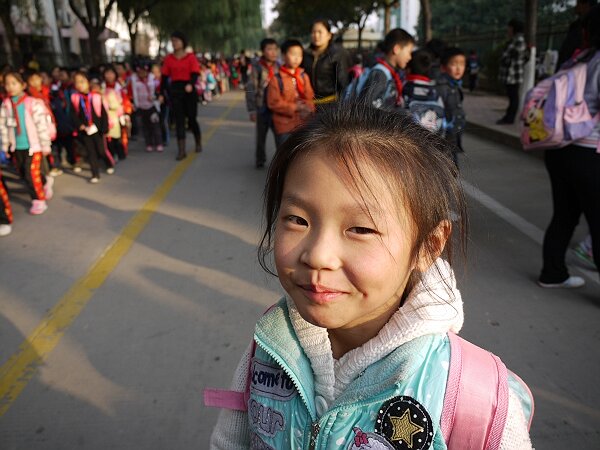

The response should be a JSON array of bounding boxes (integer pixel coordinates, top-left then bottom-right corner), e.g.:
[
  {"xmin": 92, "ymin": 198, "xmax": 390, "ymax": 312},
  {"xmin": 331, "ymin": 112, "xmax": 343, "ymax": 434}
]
[
  {"xmin": 286, "ymin": 215, "xmax": 308, "ymax": 227},
  {"xmin": 349, "ymin": 226, "xmax": 377, "ymax": 235}
]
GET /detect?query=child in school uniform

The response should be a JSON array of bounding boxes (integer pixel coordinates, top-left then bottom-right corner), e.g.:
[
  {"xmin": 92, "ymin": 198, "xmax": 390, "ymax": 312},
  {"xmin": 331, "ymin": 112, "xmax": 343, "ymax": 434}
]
[
  {"xmin": 0, "ymin": 72, "xmax": 54, "ymax": 215},
  {"xmin": 102, "ymin": 66, "xmax": 127, "ymax": 161},
  {"xmin": 266, "ymin": 39, "xmax": 315, "ymax": 148},
  {"xmin": 437, "ymin": 47, "xmax": 467, "ymax": 168},
  {"xmin": 208, "ymin": 104, "xmax": 534, "ymax": 449},
  {"xmin": 130, "ymin": 62, "xmax": 163, "ymax": 152},
  {"xmin": 71, "ymin": 71, "xmax": 113, "ymax": 183}
]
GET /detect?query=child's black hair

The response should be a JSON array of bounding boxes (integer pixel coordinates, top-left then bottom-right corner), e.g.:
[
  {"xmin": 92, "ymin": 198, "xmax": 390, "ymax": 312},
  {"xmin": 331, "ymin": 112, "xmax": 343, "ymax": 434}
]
[
  {"xmin": 382, "ymin": 28, "xmax": 415, "ymax": 54},
  {"xmin": 259, "ymin": 102, "xmax": 467, "ymax": 295},
  {"xmin": 441, "ymin": 47, "xmax": 466, "ymax": 66},
  {"xmin": 408, "ymin": 50, "xmax": 433, "ymax": 76},
  {"xmin": 508, "ymin": 19, "xmax": 524, "ymax": 34},
  {"xmin": 281, "ymin": 39, "xmax": 304, "ymax": 55},
  {"xmin": 260, "ymin": 38, "xmax": 278, "ymax": 51},
  {"xmin": 425, "ymin": 38, "xmax": 447, "ymax": 59}
]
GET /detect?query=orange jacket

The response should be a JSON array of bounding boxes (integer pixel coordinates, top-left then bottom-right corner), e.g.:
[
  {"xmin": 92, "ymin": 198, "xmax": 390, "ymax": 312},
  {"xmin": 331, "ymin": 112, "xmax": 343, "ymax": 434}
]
[{"xmin": 266, "ymin": 68, "xmax": 315, "ymax": 135}]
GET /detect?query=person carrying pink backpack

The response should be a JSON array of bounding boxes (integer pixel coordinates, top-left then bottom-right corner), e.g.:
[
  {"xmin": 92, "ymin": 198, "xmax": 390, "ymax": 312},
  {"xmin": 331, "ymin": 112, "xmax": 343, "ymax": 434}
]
[
  {"xmin": 0, "ymin": 72, "xmax": 55, "ymax": 215},
  {"xmin": 206, "ymin": 104, "xmax": 534, "ymax": 449}
]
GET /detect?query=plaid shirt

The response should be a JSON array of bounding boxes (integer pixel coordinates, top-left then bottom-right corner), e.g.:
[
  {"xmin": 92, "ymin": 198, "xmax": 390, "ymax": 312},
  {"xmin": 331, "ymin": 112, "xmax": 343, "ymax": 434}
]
[{"xmin": 499, "ymin": 34, "xmax": 528, "ymax": 85}]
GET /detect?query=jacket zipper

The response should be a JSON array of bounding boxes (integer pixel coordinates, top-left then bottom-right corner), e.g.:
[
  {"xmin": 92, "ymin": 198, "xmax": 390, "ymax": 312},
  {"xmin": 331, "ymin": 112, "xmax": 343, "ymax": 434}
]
[
  {"xmin": 253, "ymin": 335, "xmax": 317, "ymax": 422},
  {"xmin": 308, "ymin": 421, "xmax": 320, "ymax": 450}
]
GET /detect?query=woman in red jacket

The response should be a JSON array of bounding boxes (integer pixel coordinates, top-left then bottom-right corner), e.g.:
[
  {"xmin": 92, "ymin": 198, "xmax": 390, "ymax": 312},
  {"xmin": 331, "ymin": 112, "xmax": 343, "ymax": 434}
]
[{"xmin": 161, "ymin": 31, "xmax": 202, "ymax": 160}]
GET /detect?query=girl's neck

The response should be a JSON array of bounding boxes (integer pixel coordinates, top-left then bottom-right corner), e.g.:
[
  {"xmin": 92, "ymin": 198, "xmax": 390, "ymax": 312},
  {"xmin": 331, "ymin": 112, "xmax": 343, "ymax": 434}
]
[
  {"xmin": 327, "ymin": 300, "xmax": 401, "ymax": 359},
  {"xmin": 11, "ymin": 92, "xmax": 25, "ymax": 99},
  {"xmin": 174, "ymin": 49, "xmax": 186, "ymax": 58}
]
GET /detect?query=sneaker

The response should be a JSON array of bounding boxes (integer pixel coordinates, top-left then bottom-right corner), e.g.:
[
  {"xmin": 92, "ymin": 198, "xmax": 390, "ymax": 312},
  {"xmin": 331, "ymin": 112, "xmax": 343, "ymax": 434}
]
[
  {"xmin": 156, "ymin": 145, "xmax": 164, "ymax": 152},
  {"xmin": 0, "ymin": 224, "xmax": 12, "ymax": 236},
  {"xmin": 573, "ymin": 245, "xmax": 596, "ymax": 270},
  {"xmin": 89, "ymin": 177, "xmax": 99, "ymax": 184},
  {"xmin": 538, "ymin": 276, "xmax": 585, "ymax": 289},
  {"xmin": 43, "ymin": 176, "xmax": 54, "ymax": 201},
  {"xmin": 73, "ymin": 166, "xmax": 82, "ymax": 173},
  {"xmin": 106, "ymin": 167, "xmax": 115, "ymax": 175},
  {"xmin": 49, "ymin": 168, "xmax": 63, "ymax": 176},
  {"xmin": 29, "ymin": 199, "xmax": 48, "ymax": 215},
  {"xmin": 146, "ymin": 146, "xmax": 154, "ymax": 152}
]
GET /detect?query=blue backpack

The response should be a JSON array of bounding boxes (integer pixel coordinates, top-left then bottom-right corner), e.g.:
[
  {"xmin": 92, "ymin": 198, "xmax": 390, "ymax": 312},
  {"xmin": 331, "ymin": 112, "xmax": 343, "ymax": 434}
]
[{"xmin": 343, "ymin": 63, "xmax": 394, "ymax": 102}]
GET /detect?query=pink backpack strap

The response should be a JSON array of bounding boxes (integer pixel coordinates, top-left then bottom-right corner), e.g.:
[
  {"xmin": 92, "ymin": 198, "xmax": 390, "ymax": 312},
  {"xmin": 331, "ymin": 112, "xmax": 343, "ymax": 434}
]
[
  {"xmin": 441, "ymin": 333, "xmax": 509, "ymax": 450},
  {"xmin": 204, "ymin": 339, "xmax": 257, "ymax": 412},
  {"xmin": 203, "ymin": 304, "xmax": 278, "ymax": 412}
]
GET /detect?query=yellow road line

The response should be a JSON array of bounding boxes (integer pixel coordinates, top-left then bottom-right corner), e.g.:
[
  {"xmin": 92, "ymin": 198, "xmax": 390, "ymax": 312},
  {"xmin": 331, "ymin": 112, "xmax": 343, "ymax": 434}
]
[{"xmin": 0, "ymin": 97, "xmax": 240, "ymax": 417}]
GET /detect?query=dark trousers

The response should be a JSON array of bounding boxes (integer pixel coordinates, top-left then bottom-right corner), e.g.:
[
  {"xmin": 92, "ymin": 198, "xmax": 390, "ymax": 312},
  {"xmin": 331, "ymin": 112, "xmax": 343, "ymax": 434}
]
[
  {"xmin": 139, "ymin": 108, "xmax": 163, "ymax": 147},
  {"xmin": 504, "ymin": 83, "xmax": 520, "ymax": 123},
  {"xmin": 469, "ymin": 73, "xmax": 478, "ymax": 92},
  {"xmin": 0, "ymin": 169, "xmax": 13, "ymax": 224},
  {"xmin": 540, "ymin": 146, "xmax": 600, "ymax": 282},
  {"xmin": 256, "ymin": 111, "xmax": 275, "ymax": 165},
  {"xmin": 77, "ymin": 134, "xmax": 113, "ymax": 178},
  {"xmin": 52, "ymin": 135, "xmax": 76, "ymax": 165},
  {"xmin": 172, "ymin": 91, "xmax": 200, "ymax": 140},
  {"xmin": 107, "ymin": 138, "xmax": 126, "ymax": 160},
  {"xmin": 14, "ymin": 151, "xmax": 46, "ymax": 200}
]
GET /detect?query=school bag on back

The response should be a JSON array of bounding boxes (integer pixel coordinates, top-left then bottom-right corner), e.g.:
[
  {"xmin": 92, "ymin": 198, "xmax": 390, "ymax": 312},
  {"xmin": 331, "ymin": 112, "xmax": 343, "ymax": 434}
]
[
  {"xmin": 404, "ymin": 80, "xmax": 446, "ymax": 133},
  {"xmin": 521, "ymin": 50, "xmax": 598, "ymax": 150},
  {"xmin": 343, "ymin": 63, "xmax": 393, "ymax": 102}
]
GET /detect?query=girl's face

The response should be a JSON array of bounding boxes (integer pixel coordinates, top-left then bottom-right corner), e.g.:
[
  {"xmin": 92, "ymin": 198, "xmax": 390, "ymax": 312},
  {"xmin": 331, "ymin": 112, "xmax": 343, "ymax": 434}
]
[
  {"xmin": 74, "ymin": 74, "xmax": 90, "ymax": 94},
  {"xmin": 311, "ymin": 23, "xmax": 332, "ymax": 49},
  {"xmin": 28, "ymin": 74, "xmax": 42, "ymax": 90},
  {"xmin": 104, "ymin": 70, "xmax": 116, "ymax": 84},
  {"xmin": 284, "ymin": 46, "xmax": 303, "ymax": 70},
  {"xmin": 5, "ymin": 75, "xmax": 26, "ymax": 97},
  {"xmin": 274, "ymin": 151, "xmax": 422, "ymax": 341},
  {"xmin": 171, "ymin": 37, "xmax": 184, "ymax": 52}
]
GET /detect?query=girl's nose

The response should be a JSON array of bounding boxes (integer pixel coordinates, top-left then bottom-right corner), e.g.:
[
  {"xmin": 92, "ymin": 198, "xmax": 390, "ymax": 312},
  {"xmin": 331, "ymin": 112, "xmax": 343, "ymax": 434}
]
[{"xmin": 299, "ymin": 231, "xmax": 341, "ymax": 271}]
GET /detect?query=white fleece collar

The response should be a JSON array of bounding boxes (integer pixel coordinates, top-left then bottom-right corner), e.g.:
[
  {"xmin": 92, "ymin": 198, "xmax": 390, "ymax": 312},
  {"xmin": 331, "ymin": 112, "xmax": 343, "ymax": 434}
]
[{"xmin": 287, "ymin": 258, "xmax": 464, "ymax": 403}]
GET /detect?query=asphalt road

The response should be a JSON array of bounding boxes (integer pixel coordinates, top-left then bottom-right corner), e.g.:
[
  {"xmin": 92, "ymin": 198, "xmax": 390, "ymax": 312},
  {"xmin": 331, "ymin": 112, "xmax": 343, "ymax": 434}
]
[{"xmin": 0, "ymin": 91, "xmax": 598, "ymax": 449}]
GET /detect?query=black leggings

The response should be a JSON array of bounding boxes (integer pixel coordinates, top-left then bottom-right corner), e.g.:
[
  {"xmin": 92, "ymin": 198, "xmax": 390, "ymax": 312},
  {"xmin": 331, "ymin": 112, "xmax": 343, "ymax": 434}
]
[
  {"xmin": 77, "ymin": 134, "xmax": 114, "ymax": 178},
  {"xmin": 171, "ymin": 89, "xmax": 200, "ymax": 140},
  {"xmin": 540, "ymin": 146, "xmax": 600, "ymax": 282}
]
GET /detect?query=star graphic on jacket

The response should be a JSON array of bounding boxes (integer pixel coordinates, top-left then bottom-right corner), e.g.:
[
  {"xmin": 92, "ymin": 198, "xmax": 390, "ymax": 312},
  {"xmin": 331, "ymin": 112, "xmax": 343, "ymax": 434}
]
[{"xmin": 389, "ymin": 408, "xmax": 424, "ymax": 448}]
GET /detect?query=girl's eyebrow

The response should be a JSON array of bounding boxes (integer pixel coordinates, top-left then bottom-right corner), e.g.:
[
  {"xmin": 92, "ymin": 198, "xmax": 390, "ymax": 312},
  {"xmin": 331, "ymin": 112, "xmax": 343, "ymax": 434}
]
[{"xmin": 281, "ymin": 193, "xmax": 383, "ymax": 217}]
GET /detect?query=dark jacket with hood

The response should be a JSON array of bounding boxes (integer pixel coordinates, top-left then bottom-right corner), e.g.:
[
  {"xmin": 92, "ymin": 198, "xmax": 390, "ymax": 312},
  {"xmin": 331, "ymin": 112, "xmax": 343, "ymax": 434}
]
[{"xmin": 302, "ymin": 43, "xmax": 351, "ymax": 100}]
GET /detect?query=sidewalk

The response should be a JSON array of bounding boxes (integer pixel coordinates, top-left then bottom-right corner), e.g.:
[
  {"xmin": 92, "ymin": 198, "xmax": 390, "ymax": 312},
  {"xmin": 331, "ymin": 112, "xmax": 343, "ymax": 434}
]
[{"xmin": 463, "ymin": 90, "xmax": 523, "ymax": 150}]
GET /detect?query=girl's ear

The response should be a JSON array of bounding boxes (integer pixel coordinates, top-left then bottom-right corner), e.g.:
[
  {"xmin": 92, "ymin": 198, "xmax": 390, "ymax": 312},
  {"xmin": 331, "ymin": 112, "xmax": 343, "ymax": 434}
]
[{"xmin": 415, "ymin": 220, "xmax": 452, "ymax": 273}]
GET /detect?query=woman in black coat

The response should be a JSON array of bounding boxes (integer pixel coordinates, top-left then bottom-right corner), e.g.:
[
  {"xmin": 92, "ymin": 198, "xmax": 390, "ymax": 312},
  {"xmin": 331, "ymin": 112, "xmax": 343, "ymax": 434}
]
[{"xmin": 302, "ymin": 19, "xmax": 351, "ymax": 105}]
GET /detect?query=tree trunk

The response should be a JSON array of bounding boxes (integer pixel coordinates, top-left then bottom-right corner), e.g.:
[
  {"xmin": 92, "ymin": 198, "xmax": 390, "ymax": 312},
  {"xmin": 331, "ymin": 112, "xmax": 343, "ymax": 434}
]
[
  {"xmin": 128, "ymin": 21, "xmax": 138, "ymax": 58},
  {"xmin": 358, "ymin": 25, "xmax": 363, "ymax": 51},
  {"xmin": 384, "ymin": 4, "xmax": 391, "ymax": 35},
  {"xmin": 0, "ymin": 11, "xmax": 20, "ymax": 66},
  {"xmin": 420, "ymin": 0, "xmax": 432, "ymax": 43},
  {"xmin": 87, "ymin": 27, "xmax": 105, "ymax": 65}
]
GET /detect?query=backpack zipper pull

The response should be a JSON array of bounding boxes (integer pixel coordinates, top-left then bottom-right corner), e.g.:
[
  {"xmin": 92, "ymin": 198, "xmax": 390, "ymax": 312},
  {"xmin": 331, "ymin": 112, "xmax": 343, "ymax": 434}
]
[{"xmin": 308, "ymin": 421, "xmax": 320, "ymax": 450}]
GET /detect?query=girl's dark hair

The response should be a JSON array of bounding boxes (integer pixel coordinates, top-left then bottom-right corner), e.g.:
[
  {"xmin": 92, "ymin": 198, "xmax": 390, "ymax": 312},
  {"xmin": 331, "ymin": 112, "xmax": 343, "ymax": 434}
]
[
  {"xmin": 311, "ymin": 18, "xmax": 332, "ymax": 33},
  {"xmin": 585, "ymin": 5, "xmax": 600, "ymax": 47},
  {"xmin": 259, "ymin": 103, "xmax": 468, "ymax": 293},
  {"xmin": 382, "ymin": 28, "xmax": 415, "ymax": 54},
  {"xmin": 4, "ymin": 71, "xmax": 26, "ymax": 84},
  {"xmin": 73, "ymin": 70, "xmax": 89, "ymax": 81}
]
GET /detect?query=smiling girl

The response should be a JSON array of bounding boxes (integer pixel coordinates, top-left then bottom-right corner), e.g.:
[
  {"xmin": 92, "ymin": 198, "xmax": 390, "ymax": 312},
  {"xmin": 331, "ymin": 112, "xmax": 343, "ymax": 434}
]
[{"xmin": 208, "ymin": 105, "xmax": 534, "ymax": 450}]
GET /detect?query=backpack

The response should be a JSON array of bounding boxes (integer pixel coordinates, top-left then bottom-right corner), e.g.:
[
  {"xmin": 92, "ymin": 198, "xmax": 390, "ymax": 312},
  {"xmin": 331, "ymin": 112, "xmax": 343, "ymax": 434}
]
[
  {"xmin": 343, "ymin": 63, "xmax": 393, "ymax": 102},
  {"xmin": 404, "ymin": 81, "xmax": 446, "ymax": 133},
  {"xmin": 2, "ymin": 97, "xmax": 57, "ymax": 142},
  {"xmin": 520, "ymin": 50, "xmax": 598, "ymax": 150},
  {"xmin": 205, "ymin": 332, "xmax": 534, "ymax": 450}
]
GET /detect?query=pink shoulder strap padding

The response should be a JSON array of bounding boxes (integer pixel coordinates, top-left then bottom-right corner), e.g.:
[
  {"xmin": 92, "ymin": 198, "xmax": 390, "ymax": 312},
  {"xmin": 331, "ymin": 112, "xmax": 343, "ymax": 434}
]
[
  {"xmin": 441, "ymin": 333, "xmax": 509, "ymax": 450},
  {"xmin": 202, "ymin": 303, "xmax": 279, "ymax": 412}
]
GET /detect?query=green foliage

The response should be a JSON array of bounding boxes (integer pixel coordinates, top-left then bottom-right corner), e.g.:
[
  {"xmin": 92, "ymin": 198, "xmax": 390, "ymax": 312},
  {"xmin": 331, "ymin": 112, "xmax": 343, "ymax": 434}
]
[{"xmin": 149, "ymin": 0, "xmax": 263, "ymax": 54}]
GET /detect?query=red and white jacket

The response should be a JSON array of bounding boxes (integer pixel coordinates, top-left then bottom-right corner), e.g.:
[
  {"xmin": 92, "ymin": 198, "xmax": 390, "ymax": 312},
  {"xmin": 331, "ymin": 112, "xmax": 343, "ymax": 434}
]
[{"xmin": 0, "ymin": 96, "xmax": 53, "ymax": 155}]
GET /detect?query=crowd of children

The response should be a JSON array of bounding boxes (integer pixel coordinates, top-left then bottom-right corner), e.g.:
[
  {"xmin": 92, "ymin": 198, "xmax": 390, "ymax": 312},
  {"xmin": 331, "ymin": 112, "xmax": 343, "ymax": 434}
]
[
  {"xmin": 0, "ymin": 59, "xmax": 184, "ymax": 237},
  {"xmin": 245, "ymin": 28, "xmax": 469, "ymax": 170}
]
